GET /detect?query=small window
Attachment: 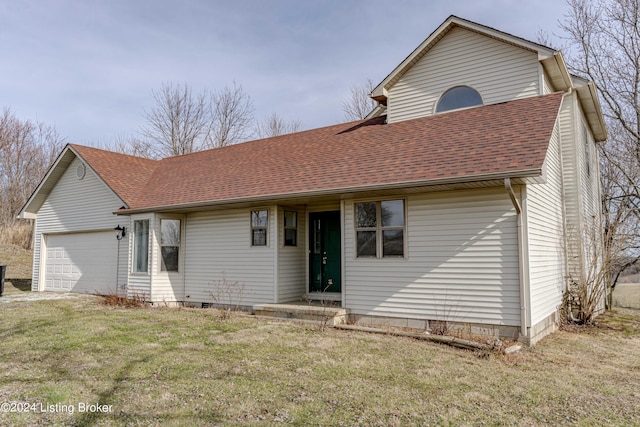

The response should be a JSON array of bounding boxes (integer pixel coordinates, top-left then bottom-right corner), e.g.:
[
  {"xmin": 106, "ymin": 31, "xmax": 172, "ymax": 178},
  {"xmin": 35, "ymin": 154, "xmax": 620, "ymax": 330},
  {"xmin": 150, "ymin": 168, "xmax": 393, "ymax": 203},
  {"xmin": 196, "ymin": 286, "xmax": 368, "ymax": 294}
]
[
  {"xmin": 284, "ymin": 210, "xmax": 297, "ymax": 246},
  {"xmin": 251, "ymin": 210, "xmax": 268, "ymax": 246},
  {"xmin": 355, "ymin": 200, "xmax": 405, "ymax": 258},
  {"xmin": 160, "ymin": 219, "xmax": 180, "ymax": 272},
  {"xmin": 133, "ymin": 220, "xmax": 149, "ymax": 273},
  {"xmin": 436, "ymin": 86, "xmax": 483, "ymax": 113}
]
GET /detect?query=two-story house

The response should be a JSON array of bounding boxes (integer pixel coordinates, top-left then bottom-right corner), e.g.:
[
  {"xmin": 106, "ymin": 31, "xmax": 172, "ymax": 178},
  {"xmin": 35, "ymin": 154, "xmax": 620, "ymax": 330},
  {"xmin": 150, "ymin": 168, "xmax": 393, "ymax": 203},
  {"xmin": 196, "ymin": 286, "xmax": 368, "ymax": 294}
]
[{"xmin": 19, "ymin": 16, "xmax": 606, "ymax": 344}]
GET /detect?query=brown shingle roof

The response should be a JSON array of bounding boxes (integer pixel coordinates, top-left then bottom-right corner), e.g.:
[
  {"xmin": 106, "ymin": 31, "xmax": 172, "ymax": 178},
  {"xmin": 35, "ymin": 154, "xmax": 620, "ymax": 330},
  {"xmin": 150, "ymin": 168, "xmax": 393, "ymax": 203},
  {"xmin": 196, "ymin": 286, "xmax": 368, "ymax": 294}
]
[
  {"xmin": 75, "ymin": 93, "xmax": 564, "ymax": 211},
  {"xmin": 70, "ymin": 144, "xmax": 159, "ymax": 208}
]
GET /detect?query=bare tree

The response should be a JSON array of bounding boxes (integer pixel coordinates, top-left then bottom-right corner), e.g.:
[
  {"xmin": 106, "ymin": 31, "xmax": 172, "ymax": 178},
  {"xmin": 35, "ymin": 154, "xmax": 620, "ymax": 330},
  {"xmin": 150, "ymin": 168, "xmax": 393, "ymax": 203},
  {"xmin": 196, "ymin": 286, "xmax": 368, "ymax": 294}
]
[
  {"xmin": 0, "ymin": 107, "xmax": 65, "ymax": 226},
  {"xmin": 560, "ymin": 0, "xmax": 640, "ymax": 308},
  {"xmin": 109, "ymin": 134, "xmax": 157, "ymax": 159},
  {"xmin": 205, "ymin": 82, "xmax": 255, "ymax": 148},
  {"xmin": 140, "ymin": 82, "xmax": 210, "ymax": 157},
  {"xmin": 255, "ymin": 112, "xmax": 302, "ymax": 138},
  {"xmin": 140, "ymin": 81, "xmax": 255, "ymax": 156},
  {"xmin": 342, "ymin": 78, "xmax": 377, "ymax": 121}
]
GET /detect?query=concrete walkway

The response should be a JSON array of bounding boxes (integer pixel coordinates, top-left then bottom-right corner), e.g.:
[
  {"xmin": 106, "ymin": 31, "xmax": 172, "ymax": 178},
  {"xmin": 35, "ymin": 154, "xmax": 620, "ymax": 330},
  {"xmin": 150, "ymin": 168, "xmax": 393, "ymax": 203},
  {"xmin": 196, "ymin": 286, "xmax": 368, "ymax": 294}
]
[{"xmin": 0, "ymin": 292, "xmax": 93, "ymax": 303}]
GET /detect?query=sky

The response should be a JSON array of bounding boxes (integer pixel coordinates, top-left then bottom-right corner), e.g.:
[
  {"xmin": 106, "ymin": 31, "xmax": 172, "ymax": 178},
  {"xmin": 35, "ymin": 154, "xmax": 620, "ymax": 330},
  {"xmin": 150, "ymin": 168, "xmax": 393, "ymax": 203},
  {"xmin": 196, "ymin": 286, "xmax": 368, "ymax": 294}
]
[{"xmin": 0, "ymin": 0, "xmax": 571, "ymax": 147}]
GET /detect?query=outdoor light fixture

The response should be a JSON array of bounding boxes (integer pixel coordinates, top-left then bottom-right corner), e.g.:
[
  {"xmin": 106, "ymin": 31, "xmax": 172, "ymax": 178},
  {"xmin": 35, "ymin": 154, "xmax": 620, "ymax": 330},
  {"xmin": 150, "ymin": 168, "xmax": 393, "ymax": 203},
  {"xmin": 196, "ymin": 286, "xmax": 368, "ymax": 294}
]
[{"xmin": 114, "ymin": 225, "xmax": 126, "ymax": 240}]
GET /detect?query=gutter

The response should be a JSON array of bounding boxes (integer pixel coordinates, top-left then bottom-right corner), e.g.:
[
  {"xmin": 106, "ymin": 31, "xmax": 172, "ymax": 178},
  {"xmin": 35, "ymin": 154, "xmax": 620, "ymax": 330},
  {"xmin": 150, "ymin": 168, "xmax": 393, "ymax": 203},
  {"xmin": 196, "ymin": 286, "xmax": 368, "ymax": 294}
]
[
  {"xmin": 116, "ymin": 168, "xmax": 543, "ymax": 215},
  {"xmin": 504, "ymin": 177, "xmax": 530, "ymax": 340}
]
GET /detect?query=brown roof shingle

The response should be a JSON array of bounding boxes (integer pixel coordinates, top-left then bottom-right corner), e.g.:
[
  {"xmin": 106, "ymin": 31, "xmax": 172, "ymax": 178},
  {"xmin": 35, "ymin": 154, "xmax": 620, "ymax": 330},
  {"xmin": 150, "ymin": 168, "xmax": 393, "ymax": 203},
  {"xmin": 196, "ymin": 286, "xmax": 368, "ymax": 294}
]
[
  {"xmin": 70, "ymin": 144, "xmax": 159, "ymax": 208},
  {"xmin": 75, "ymin": 93, "xmax": 564, "ymax": 211}
]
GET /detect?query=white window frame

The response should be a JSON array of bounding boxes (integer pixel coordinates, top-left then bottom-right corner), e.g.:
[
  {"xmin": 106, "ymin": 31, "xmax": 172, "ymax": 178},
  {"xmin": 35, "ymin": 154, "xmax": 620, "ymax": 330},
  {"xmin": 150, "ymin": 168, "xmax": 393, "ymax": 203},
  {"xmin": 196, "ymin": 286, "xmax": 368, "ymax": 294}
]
[
  {"xmin": 251, "ymin": 209, "xmax": 269, "ymax": 247},
  {"xmin": 132, "ymin": 219, "xmax": 150, "ymax": 274},
  {"xmin": 434, "ymin": 85, "xmax": 483, "ymax": 113},
  {"xmin": 354, "ymin": 199, "xmax": 406, "ymax": 259},
  {"xmin": 283, "ymin": 210, "xmax": 298, "ymax": 247},
  {"xmin": 159, "ymin": 218, "xmax": 181, "ymax": 272}
]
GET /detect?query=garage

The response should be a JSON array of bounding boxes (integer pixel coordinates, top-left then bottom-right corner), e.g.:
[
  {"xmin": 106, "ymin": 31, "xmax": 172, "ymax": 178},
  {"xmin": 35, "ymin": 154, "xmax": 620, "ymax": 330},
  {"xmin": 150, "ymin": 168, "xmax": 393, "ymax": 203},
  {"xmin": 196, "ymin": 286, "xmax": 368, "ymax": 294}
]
[{"xmin": 44, "ymin": 231, "xmax": 118, "ymax": 294}]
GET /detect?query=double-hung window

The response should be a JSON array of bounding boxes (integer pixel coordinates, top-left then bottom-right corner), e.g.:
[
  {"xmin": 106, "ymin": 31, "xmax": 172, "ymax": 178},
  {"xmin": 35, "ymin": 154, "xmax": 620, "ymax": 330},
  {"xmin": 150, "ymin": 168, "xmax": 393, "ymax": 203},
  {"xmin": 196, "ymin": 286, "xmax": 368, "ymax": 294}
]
[
  {"xmin": 251, "ymin": 210, "xmax": 268, "ymax": 246},
  {"xmin": 355, "ymin": 200, "xmax": 405, "ymax": 258},
  {"xmin": 133, "ymin": 219, "xmax": 149, "ymax": 273},
  {"xmin": 160, "ymin": 219, "xmax": 180, "ymax": 272},
  {"xmin": 284, "ymin": 210, "xmax": 297, "ymax": 246}
]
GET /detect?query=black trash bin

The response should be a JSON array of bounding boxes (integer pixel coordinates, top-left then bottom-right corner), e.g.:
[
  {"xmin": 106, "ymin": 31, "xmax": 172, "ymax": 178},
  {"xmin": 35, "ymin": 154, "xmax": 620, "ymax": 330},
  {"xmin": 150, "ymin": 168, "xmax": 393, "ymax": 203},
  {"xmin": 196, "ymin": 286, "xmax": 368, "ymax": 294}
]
[{"xmin": 0, "ymin": 265, "xmax": 5, "ymax": 297}]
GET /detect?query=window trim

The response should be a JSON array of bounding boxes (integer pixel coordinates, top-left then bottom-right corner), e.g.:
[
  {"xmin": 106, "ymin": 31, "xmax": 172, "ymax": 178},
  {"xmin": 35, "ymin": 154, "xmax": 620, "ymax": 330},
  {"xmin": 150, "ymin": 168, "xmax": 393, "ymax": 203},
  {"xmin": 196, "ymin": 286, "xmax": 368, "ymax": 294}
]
[
  {"xmin": 132, "ymin": 219, "xmax": 150, "ymax": 274},
  {"xmin": 435, "ymin": 85, "xmax": 483, "ymax": 114},
  {"xmin": 354, "ymin": 198, "xmax": 407, "ymax": 259},
  {"xmin": 159, "ymin": 218, "xmax": 181, "ymax": 273},
  {"xmin": 251, "ymin": 209, "xmax": 269, "ymax": 247},
  {"xmin": 283, "ymin": 210, "xmax": 298, "ymax": 247}
]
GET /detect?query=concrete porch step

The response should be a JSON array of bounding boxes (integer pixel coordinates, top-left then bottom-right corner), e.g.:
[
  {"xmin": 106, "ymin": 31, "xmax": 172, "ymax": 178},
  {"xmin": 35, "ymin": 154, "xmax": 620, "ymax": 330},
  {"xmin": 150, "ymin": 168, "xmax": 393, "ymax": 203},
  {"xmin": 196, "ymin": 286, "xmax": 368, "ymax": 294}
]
[{"xmin": 253, "ymin": 303, "xmax": 348, "ymax": 326}]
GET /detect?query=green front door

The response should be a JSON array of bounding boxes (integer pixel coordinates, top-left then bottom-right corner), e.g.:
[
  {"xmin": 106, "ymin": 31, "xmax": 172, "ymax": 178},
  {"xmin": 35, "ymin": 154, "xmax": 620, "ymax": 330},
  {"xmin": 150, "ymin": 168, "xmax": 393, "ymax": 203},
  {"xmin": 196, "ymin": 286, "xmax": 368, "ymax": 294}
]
[{"xmin": 309, "ymin": 211, "xmax": 341, "ymax": 293}]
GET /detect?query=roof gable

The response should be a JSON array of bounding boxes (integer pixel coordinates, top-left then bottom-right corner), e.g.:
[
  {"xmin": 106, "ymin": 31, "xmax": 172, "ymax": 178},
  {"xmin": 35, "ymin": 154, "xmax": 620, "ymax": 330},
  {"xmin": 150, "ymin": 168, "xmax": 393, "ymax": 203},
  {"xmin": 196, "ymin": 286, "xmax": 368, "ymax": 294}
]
[
  {"xmin": 368, "ymin": 15, "xmax": 606, "ymax": 142},
  {"xmin": 19, "ymin": 144, "xmax": 159, "ymax": 218},
  {"xmin": 370, "ymin": 15, "xmax": 557, "ymax": 103},
  {"xmin": 69, "ymin": 145, "xmax": 159, "ymax": 206}
]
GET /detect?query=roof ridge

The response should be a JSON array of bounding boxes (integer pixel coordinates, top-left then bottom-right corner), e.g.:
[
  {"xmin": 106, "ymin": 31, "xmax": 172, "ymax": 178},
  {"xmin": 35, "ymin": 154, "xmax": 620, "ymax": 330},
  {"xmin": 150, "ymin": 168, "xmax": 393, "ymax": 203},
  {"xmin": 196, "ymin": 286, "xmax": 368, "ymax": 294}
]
[
  {"xmin": 69, "ymin": 143, "xmax": 160, "ymax": 163},
  {"xmin": 158, "ymin": 116, "xmax": 373, "ymax": 161}
]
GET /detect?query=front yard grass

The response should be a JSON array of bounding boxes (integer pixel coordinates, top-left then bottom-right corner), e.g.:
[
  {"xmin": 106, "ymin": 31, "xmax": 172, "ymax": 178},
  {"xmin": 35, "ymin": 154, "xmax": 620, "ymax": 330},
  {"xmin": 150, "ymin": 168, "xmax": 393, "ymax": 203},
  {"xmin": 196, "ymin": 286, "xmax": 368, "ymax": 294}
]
[{"xmin": 0, "ymin": 297, "xmax": 639, "ymax": 426}]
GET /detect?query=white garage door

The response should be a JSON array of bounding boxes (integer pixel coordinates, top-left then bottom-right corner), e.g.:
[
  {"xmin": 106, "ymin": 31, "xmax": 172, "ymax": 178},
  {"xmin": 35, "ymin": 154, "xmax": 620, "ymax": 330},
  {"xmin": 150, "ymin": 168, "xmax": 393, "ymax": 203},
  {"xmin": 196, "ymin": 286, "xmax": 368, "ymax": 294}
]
[{"xmin": 44, "ymin": 231, "xmax": 118, "ymax": 294}]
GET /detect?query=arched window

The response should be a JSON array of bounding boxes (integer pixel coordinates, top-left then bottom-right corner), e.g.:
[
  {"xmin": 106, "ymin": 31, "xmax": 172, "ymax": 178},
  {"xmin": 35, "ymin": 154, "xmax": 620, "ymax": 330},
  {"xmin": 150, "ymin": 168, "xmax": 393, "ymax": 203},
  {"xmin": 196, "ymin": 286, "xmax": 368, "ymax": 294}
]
[{"xmin": 435, "ymin": 86, "xmax": 483, "ymax": 113}]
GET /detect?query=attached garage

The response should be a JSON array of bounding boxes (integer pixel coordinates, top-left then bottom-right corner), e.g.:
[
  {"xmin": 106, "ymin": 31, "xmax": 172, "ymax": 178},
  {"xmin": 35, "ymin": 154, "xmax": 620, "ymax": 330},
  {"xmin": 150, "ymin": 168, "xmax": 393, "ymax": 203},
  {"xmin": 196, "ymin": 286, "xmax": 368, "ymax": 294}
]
[{"xmin": 43, "ymin": 231, "xmax": 118, "ymax": 294}]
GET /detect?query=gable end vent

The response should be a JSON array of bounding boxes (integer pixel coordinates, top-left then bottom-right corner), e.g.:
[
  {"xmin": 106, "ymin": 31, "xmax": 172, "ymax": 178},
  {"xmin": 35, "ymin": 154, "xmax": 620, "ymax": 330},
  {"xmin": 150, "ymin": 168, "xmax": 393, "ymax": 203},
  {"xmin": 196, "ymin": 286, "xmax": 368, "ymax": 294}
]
[{"xmin": 76, "ymin": 163, "xmax": 86, "ymax": 180}]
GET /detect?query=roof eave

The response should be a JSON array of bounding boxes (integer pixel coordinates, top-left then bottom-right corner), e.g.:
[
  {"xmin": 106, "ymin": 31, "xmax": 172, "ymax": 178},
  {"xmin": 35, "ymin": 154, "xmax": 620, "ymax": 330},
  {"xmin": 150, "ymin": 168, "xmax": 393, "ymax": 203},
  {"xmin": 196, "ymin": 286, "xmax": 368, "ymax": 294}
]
[
  {"xmin": 116, "ymin": 168, "xmax": 543, "ymax": 215},
  {"xmin": 18, "ymin": 144, "xmax": 75, "ymax": 219},
  {"xmin": 540, "ymin": 52, "xmax": 573, "ymax": 91},
  {"xmin": 576, "ymin": 82, "xmax": 608, "ymax": 142}
]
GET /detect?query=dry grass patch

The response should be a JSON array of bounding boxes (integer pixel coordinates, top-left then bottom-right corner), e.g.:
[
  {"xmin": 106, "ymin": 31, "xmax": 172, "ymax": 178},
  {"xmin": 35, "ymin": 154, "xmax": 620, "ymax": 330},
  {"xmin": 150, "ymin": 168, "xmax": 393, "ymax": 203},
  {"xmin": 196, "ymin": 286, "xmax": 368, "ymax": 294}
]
[
  {"xmin": 613, "ymin": 282, "xmax": 640, "ymax": 310},
  {"xmin": 95, "ymin": 292, "xmax": 148, "ymax": 308},
  {"xmin": 0, "ymin": 242, "xmax": 33, "ymax": 296},
  {"xmin": 0, "ymin": 298, "xmax": 639, "ymax": 426},
  {"xmin": 0, "ymin": 222, "xmax": 33, "ymax": 250}
]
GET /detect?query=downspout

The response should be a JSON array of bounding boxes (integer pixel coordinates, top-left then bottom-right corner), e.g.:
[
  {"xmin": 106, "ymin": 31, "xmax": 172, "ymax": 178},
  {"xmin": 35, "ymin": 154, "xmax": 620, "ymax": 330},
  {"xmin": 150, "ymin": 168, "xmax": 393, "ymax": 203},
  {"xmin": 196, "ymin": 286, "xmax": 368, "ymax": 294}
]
[{"xmin": 504, "ymin": 178, "xmax": 530, "ymax": 340}]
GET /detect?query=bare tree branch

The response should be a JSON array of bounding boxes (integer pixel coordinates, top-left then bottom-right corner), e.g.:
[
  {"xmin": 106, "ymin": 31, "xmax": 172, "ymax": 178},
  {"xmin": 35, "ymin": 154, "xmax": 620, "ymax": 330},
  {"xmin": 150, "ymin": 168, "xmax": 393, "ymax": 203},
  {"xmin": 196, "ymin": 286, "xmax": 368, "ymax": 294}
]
[
  {"xmin": 561, "ymin": 0, "xmax": 640, "ymax": 303},
  {"xmin": 342, "ymin": 78, "xmax": 377, "ymax": 121},
  {"xmin": 0, "ymin": 107, "xmax": 65, "ymax": 226},
  {"xmin": 255, "ymin": 112, "xmax": 301, "ymax": 138},
  {"xmin": 140, "ymin": 82, "xmax": 210, "ymax": 157},
  {"xmin": 205, "ymin": 82, "xmax": 255, "ymax": 148}
]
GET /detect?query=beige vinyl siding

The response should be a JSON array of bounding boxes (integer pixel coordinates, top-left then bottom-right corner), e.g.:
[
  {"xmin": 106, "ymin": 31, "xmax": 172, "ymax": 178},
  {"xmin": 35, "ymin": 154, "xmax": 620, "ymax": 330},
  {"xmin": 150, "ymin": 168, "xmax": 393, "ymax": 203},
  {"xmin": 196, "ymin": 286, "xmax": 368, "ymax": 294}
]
[
  {"xmin": 127, "ymin": 214, "xmax": 153, "ymax": 299},
  {"xmin": 387, "ymin": 27, "xmax": 540, "ymax": 123},
  {"xmin": 578, "ymin": 113, "xmax": 600, "ymax": 219},
  {"xmin": 543, "ymin": 72, "xmax": 555, "ymax": 94},
  {"xmin": 344, "ymin": 189, "xmax": 520, "ymax": 326},
  {"xmin": 526, "ymin": 122, "xmax": 566, "ymax": 325},
  {"xmin": 277, "ymin": 206, "xmax": 306, "ymax": 303},
  {"xmin": 558, "ymin": 93, "xmax": 583, "ymax": 277},
  {"xmin": 32, "ymin": 157, "xmax": 128, "ymax": 291},
  {"xmin": 183, "ymin": 207, "xmax": 276, "ymax": 305},
  {"xmin": 576, "ymin": 105, "xmax": 602, "ymax": 279},
  {"xmin": 307, "ymin": 201, "xmax": 341, "ymax": 212}
]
